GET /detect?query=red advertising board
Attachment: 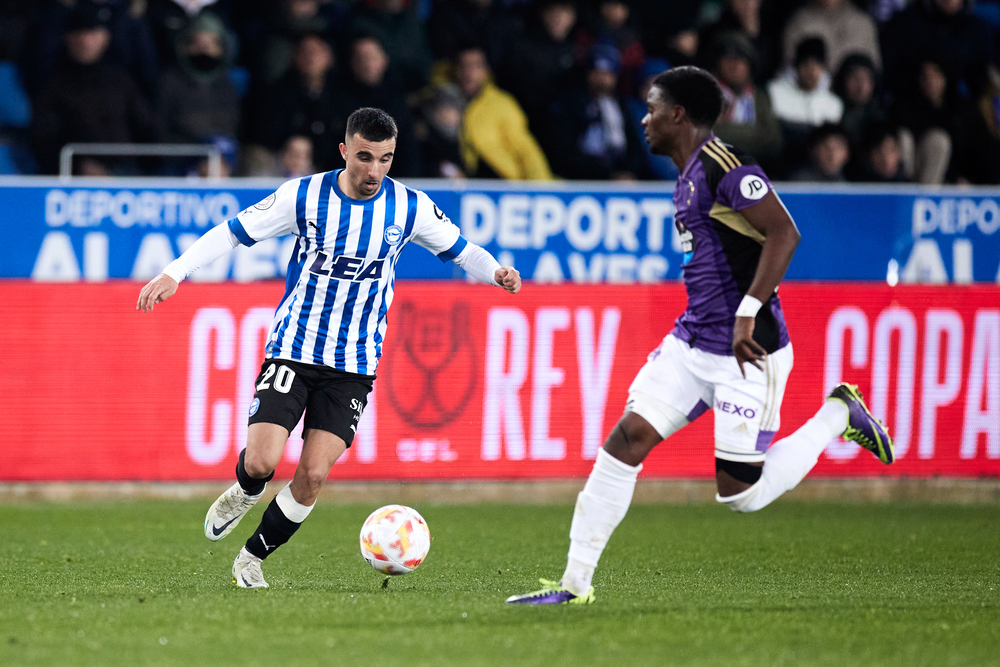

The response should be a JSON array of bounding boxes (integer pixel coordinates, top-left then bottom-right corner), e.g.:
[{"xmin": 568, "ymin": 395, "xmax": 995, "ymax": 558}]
[{"xmin": 2, "ymin": 282, "xmax": 998, "ymax": 480}]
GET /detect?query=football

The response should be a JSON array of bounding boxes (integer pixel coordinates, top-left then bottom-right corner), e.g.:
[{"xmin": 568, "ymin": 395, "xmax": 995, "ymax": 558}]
[{"xmin": 359, "ymin": 504, "xmax": 431, "ymax": 575}]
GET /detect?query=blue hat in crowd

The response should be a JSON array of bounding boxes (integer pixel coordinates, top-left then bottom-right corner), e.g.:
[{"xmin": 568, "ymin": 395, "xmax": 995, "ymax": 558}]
[
  {"xmin": 587, "ymin": 44, "xmax": 622, "ymax": 74},
  {"xmin": 640, "ymin": 57, "xmax": 670, "ymax": 82}
]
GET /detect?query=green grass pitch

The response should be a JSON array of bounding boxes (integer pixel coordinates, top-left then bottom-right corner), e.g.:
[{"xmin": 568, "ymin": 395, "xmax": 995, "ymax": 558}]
[{"xmin": 1, "ymin": 499, "xmax": 998, "ymax": 666}]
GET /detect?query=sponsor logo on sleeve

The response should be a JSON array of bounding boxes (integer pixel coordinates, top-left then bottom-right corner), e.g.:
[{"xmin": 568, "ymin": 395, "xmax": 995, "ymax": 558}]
[
  {"xmin": 249, "ymin": 397, "xmax": 260, "ymax": 416},
  {"xmin": 739, "ymin": 174, "xmax": 768, "ymax": 200},
  {"xmin": 254, "ymin": 193, "xmax": 276, "ymax": 210}
]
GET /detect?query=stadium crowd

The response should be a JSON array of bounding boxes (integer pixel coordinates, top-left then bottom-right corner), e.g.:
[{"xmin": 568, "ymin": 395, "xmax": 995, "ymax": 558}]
[{"xmin": 1, "ymin": 0, "xmax": 999, "ymax": 183}]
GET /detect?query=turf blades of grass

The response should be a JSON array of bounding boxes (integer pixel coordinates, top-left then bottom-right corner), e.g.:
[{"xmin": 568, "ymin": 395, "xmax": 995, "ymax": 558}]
[{"xmin": 1, "ymin": 501, "xmax": 997, "ymax": 666}]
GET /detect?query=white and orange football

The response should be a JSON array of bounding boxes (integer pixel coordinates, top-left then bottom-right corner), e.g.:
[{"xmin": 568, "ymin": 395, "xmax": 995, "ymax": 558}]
[{"xmin": 359, "ymin": 505, "xmax": 431, "ymax": 575}]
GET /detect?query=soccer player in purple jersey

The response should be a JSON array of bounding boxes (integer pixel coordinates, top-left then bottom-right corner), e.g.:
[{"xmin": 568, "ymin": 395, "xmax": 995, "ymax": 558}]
[{"xmin": 506, "ymin": 66, "xmax": 894, "ymax": 606}]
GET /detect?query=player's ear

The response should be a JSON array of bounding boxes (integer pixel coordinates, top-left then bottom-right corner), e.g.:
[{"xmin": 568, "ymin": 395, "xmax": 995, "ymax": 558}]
[{"xmin": 339, "ymin": 143, "xmax": 347, "ymax": 160}]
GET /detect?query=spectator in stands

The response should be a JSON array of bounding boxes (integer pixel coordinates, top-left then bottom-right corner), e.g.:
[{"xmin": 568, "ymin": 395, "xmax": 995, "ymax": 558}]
[
  {"xmin": 881, "ymin": 0, "xmax": 994, "ymax": 104},
  {"xmin": 832, "ymin": 53, "xmax": 886, "ymax": 153},
  {"xmin": 415, "ymin": 83, "xmax": 466, "ymax": 178},
  {"xmin": 768, "ymin": 37, "xmax": 843, "ymax": 174},
  {"xmin": 279, "ymin": 134, "xmax": 314, "ymax": 178},
  {"xmin": 255, "ymin": 0, "xmax": 341, "ymax": 86},
  {"xmin": 349, "ymin": 0, "xmax": 432, "ymax": 94},
  {"xmin": 577, "ymin": 0, "xmax": 645, "ymax": 96},
  {"xmin": 508, "ymin": 0, "xmax": 581, "ymax": 134},
  {"xmin": 249, "ymin": 33, "xmax": 341, "ymax": 172},
  {"xmin": 891, "ymin": 59, "xmax": 959, "ymax": 184},
  {"xmin": 330, "ymin": 34, "xmax": 420, "ymax": 177},
  {"xmin": 545, "ymin": 44, "xmax": 646, "ymax": 180},
  {"xmin": 635, "ymin": 0, "xmax": 701, "ymax": 66},
  {"xmin": 698, "ymin": 0, "xmax": 781, "ymax": 84},
  {"xmin": 782, "ymin": 0, "xmax": 881, "ymax": 75},
  {"xmin": 959, "ymin": 63, "xmax": 1000, "ymax": 184},
  {"xmin": 0, "ymin": 0, "xmax": 34, "ymax": 173},
  {"xmin": 29, "ymin": 0, "xmax": 160, "ymax": 100},
  {"xmin": 147, "ymin": 0, "xmax": 235, "ymax": 70},
  {"xmin": 856, "ymin": 123, "xmax": 909, "ymax": 182},
  {"xmin": 625, "ymin": 57, "xmax": 677, "ymax": 180},
  {"xmin": 32, "ymin": 4, "xmax": 157, "ymax": 175},
  {"xmin": 789, "ymin": 122, "xmax": 851, "ymax": 181},
  {"xmin": 157, "ymin": 12, "xmax": 239, "ymax": 146},
  {"xmin": 454, "ymin": 45, "xmax": 553, "ymax": 180},
  {"xmin": 711, "ymin": 31, "xmax": 782, "ymax": 166},
  {"xmin": 426, "ymin": 0, "xmax": 524, "ymax": 91}
]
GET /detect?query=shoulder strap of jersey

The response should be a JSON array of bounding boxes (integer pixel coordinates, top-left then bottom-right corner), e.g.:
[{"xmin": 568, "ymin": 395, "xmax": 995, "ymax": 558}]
[{"xmin": 697, "ymin": 139, "xmax": 757, "ymax": 198}]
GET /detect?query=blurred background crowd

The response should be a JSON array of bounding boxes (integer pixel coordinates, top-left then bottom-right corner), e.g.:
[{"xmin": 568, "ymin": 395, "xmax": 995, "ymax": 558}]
[{"xmin": 1, "ymin": 0, "xmax": 999, "ymax": 184}]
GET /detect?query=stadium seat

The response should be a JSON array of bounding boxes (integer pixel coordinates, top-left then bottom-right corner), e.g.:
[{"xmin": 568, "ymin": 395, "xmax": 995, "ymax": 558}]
[
  {"xmin": 0, "ymin": 144, "xmax": 19, "ymax": 174},
  {"xmin": 229, "ymin": 66, "xmax": 250, "ymax": 99},
  {"xmin": 0, "ymin": 62, "xmax": 31, "ymax": 129},
  {"xmin": 974, "ymin": 0, "xmax": 1000, "ymax": 28}
]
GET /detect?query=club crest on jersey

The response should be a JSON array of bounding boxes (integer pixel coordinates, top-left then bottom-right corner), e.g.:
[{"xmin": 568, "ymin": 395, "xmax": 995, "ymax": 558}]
[
  {"xmin": 384, "ymin": 225, "xmax": 403, "ymax": 245},
  {"xmin": 308, "ymin": 251, "xmax": 384, "ymax": 281}
]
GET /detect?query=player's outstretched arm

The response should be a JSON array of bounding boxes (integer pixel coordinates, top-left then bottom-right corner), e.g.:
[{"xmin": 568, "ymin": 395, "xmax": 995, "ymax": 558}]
[
  {"xmin": 449, "ymin": 239, "xmax": 521, "ymax": 294},
  {"xmin": 136, "ymin": 274, "xmax": 179, "ymax": 312},
  {"xmin": 134, "ymin": 221, "xmax": 241, "ymax": 313},
  {"xmin": 494, "ymin": 266, "xmax": 521, "ymax": 294},
  {"xmin": 732, "ymin": 190, "xmax": 801, "ymax": 376}
]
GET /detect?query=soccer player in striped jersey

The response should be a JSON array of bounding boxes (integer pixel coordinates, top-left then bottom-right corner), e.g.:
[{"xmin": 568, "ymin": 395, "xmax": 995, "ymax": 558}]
[
  {"xmin": 137, "ymin": 108, "xmax": 521, "ymax": 588},
  {"xmin": 506, "ymin": 66, "xmax": 893, "ymax": 605}
]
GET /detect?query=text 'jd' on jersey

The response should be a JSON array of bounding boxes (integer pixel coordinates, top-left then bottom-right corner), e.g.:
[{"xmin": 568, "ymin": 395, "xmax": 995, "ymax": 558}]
[
  {"xmin": 670, "ymin": 137, "xmax": 790, "ymax": 357},
  {"xmin": 228, "ymin": 170, "xmax": 469, "ymax": 375}
]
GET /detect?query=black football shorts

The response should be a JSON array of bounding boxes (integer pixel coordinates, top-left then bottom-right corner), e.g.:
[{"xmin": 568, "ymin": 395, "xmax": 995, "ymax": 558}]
[{"xmin": 247, "ymin": 358, "xmax": 374, "ymax": 446}]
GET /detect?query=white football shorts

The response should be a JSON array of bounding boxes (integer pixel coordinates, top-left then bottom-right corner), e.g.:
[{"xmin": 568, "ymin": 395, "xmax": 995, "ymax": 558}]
[{"xmin": 626, "ymin": 334, "xmax": 793, "ymax": 462}]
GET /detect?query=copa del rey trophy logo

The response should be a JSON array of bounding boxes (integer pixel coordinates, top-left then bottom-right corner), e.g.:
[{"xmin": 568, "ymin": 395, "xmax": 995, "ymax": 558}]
[{"xmin": 384, "ymin": 301, "xmax": 478, "ymax": 428}]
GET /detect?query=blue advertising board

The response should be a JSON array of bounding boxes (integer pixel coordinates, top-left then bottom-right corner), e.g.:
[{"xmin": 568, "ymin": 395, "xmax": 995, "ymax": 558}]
[{"xmin": 1, "ymin": 177, "xmax": 997, "ymax": 283}]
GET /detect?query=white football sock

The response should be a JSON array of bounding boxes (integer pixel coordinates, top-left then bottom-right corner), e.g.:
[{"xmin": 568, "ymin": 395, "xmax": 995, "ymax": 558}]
[
  {"xmin": 275, "ymin": 482, "xmax": 315, "ymax": 523},
  {"xmin": 719, "ymin": 399, "xmax": 848, "ymax": 512},
  {"xmin": 561, "ymin": 449, "xmax": 642, "ymax": 597}
]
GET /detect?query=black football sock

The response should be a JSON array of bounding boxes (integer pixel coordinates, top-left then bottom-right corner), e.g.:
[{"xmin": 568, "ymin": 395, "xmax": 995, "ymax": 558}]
[
  {"xmin": 235, "ymin": 448, "xmax": 273, "ymax": 496},
  {"xmin": 245, "ymin": 499, "xmax": 301, "ymax": 560}
]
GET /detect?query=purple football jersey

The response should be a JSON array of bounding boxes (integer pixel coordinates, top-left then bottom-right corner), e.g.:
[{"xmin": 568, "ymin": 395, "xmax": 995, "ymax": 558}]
[{"xmin": 669, "ymin": 137, "xmax": 790, "ymax": 356}]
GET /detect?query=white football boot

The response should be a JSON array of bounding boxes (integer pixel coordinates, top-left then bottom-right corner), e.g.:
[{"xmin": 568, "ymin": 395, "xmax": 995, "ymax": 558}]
[
  {"xmin": 204, "ymin": 482, "xmax": 261, "ymax": 541},
  {"xmin": 232, "ymin": 547, "xmax": 269, "ymax": 589}
]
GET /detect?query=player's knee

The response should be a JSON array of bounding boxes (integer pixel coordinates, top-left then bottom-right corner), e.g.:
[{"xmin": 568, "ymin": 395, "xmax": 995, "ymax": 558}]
[
  {"xmin": 300, "ymin": 465, "xmax": 330, "ymax": 494},
  {"xmin": 604, "ymin": 415, "xmax": 660, "ymax": 465},
  {"xmin": 243, "ymin": 450, "xmax": 276, "ymax": 479}
]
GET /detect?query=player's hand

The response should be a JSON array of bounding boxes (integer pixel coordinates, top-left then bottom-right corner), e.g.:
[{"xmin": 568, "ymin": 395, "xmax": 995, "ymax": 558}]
[
  {"xmin": 495, "ymin": 266, "xmax": 521, "ymax": 294},
  {"xmin": 733, "ymin": 316, "xmax": 766, "ymax": 378},
  {"xmin": 136, "ymin": 273, "xmax": 179, "ymax": 313}
]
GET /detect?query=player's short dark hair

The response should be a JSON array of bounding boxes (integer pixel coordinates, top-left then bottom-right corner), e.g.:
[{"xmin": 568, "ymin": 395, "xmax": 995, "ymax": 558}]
[
  {"xmin": 345, "ymin": 107, "xmax": 398, "ymax": 142},
  {"xmin": 650, "ymin": 66, "xmax": 723, "ymax": 129}
]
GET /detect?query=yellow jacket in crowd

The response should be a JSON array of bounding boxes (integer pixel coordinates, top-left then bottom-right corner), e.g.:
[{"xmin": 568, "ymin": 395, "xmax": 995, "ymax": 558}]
[{"xmin": 460, "ymin": 81, "xmax": 553, "ymax": 181}]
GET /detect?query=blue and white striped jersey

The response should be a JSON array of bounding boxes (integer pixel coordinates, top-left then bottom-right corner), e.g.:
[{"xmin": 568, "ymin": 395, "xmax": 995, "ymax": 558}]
[{"xmin": 229, "ymin": 170, "xmax": 469, "ymax": 375}]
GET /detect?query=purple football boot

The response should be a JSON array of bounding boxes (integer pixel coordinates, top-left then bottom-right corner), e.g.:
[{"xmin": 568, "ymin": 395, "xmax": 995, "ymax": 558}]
[
  {"xmin": 828, "ymin": 383, "xmax": 895, "ymax": 464},
  {"xmin": 505, "ymin": 579, "xmax": 595, "ymax": 605}
]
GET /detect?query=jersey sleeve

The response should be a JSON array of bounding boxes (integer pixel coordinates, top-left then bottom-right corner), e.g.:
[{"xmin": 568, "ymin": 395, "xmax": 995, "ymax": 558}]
[
  {"xmin": 715, "ymin": 164, "xmax": 774, "ymax": 212},
  {"xmin": 408, "ymin": 190, "xmax": 466, "ymax": 262},
  {"xmin": 227, "ymin": 178, "xmax": 300, "ymax": 246}
]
